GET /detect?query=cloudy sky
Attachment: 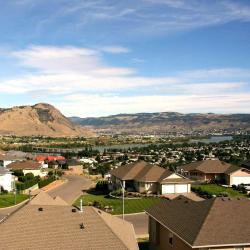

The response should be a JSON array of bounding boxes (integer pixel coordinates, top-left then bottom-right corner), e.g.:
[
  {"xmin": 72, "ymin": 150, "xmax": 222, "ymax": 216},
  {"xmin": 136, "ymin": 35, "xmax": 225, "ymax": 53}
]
[{"xmin": 0, "ymin": 0, "xmax": 250, "ymax": 117}]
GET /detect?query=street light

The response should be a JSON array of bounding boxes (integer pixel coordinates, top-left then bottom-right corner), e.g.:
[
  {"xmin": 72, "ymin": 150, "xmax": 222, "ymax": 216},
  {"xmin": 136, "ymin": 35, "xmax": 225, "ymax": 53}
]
[{"xmin": 119, "ymin": 180, "xmax": 125, "ymax": 220}]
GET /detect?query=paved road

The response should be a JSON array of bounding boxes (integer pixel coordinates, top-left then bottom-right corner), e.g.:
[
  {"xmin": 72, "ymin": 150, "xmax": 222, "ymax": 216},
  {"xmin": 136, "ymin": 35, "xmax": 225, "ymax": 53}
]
[
  {"xmin": 117, "ymin": 212, "xmax": 149, "ymax": 237},
  {"xmin": 48, "ymin": 175, "xmax": 93, "ymax": 204}
]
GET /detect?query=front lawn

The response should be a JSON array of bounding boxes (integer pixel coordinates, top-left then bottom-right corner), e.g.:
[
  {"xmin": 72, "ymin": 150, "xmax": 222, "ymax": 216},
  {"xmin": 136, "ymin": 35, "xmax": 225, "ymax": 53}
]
[
  {"xmin": 192, "ymin": 184, "xmax": 246, "ymax": 198},
  {"xmin": 74, "ymin": 193, "xmax": 163, "ymax": 215},
  {"xmin": 0, "ymin": 193, "xmax": 29, "ymax": 208}
]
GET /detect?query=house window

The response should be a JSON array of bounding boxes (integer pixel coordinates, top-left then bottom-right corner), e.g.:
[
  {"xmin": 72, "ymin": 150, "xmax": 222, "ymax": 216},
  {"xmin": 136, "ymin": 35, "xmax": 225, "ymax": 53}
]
[{"xmin": 168, "ymin": 232, "xmax": 173, "ymax": 246}]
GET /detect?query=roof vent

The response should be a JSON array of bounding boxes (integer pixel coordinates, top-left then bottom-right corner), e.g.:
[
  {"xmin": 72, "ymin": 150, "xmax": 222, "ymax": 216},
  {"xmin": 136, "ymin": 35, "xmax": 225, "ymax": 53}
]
[
  {"xmin": 38, "ymin": 207, "xmax": 43, "ymax": 212},
  {"xmin": 72, "ymin": 208, "xmax": 77, "ymax": 213},
  {"xmin": 79, "ymin": 223, "xmax": 85, "ymax": 230}
]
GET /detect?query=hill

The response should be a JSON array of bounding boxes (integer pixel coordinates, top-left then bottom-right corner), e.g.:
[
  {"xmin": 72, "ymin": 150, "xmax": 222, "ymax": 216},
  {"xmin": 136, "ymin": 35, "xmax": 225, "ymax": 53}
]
[
  {"xmin": 69, "ymin": 112, "xmax": 250, "ymax": 134},
  {"xmin": 0, "ymin": 103, "xmax": 94, "ymax": 137}
]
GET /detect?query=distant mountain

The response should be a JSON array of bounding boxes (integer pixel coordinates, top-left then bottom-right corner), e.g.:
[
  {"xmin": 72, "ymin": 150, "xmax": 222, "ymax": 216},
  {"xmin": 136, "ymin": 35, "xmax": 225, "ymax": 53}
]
[
  {"xmin": 0, "ymin": 103, "xmax": 94, "ymax": 137},
  {"xmin": 69, "ymin": 112, "xmax": 250, "ymax": 134}
]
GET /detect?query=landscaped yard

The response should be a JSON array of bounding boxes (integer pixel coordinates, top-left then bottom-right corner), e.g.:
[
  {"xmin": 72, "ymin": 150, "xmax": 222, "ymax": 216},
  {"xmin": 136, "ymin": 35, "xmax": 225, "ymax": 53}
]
[
  {"xmin": 192, "ymin": 184, "xmax": 247, "ymax": 197},
  {"xmin": 74, "ymin": 193, "xmax": 163, "ymax": 214},
  {"xmin": 0, "ymin": 193, "xmax": 29, "ymax": 208}
]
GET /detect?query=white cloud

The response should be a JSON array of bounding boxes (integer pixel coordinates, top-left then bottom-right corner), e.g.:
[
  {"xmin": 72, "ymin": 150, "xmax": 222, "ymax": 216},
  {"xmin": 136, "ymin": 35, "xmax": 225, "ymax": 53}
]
[
  {"xmin": 0, "ymin": 45, "xmax": 249, "ymax": 116},
  {"xmin": 58, "ymin": 93, "xmax": 250, "ymax": 117},
  {"xmin": 99, "ymin": 46, "xmax": 131, "ymax": 54}
]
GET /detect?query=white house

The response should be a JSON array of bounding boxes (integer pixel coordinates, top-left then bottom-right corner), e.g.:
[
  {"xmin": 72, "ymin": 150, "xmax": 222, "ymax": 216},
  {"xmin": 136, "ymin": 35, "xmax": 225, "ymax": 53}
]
[{"xmin": 0, "ymin": 167, "xmax": 14, "ymax": 192}]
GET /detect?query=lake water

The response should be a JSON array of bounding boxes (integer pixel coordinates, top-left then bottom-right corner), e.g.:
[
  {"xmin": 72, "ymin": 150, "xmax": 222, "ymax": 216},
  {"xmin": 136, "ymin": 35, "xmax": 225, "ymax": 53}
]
[
  {"xmin": 189, "ymin": 136, "xmax": 233, "ymax": 144},
  {"xmin": 93, "ymin": 136, "xmax": 233, "ymax": 152}
]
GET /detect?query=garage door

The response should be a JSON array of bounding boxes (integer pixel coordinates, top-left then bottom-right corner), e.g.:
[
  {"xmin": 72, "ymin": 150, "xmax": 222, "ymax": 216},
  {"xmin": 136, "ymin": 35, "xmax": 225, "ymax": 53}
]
[
  {"xmin": 232, "ymin": 177, "xmax": 250, "ymax": 186},
  {"xmin": 175, "ymin": 184, "xmax": 188, "ymax": 193},
  {"xmin": 162, "ymin": 184, "xmax": 175, "ymax": 194}
]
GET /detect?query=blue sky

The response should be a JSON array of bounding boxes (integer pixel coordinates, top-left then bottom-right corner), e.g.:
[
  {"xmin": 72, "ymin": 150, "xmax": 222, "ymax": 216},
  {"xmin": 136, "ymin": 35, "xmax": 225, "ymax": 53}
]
[{"xmin": 0, "ymin": 0, "xmax": 250, "ymax": 117}]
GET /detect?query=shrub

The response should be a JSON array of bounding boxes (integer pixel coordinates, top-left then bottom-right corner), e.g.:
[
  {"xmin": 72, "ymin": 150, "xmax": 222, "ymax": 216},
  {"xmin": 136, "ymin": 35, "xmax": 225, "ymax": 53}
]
[
  {"xmin": 219, "ymin": 192, "xmax": 229, "ymax": 197},
  {"xmin": 38, "ymin": 177, "xmax": 55, "ymax": 188},
  {"xmin": 96, "ymin": 180, "xmax": 109, "ymax": 192}
]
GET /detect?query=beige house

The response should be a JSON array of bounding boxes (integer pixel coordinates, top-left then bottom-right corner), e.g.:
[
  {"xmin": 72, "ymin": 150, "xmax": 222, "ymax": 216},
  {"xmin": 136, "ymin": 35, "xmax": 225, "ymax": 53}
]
[
  {"xmin": 146, "ymin": 196, "xmax": 250, "ymax": 250},
  {"xmin": 0, "ymin": 191, "xmax": 139, "ymax": 250},
  {"xmin": 110, "ymin": 161, "xmax": 192, "ymax": 194},
  {"xmin": 180, "ymin": 159, "xmax": 250, "ymax": 186},
  {"xmin": 7, "ymin": 160, "xmax": 47, "ymax": 177}
]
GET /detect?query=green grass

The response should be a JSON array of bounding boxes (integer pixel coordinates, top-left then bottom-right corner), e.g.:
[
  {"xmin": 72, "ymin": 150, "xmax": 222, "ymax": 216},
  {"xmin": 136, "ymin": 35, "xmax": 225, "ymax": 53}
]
[
  {"xmin": 75, "ymin": 193, "xmax": 163, "ymax": 215},
  {"xmin": 192, "ymin": 184, "xmax": 246, "ymax": 197},
  {"xmin": 0, "ymin": 193, "xmax": 29, "ymax": 208}
]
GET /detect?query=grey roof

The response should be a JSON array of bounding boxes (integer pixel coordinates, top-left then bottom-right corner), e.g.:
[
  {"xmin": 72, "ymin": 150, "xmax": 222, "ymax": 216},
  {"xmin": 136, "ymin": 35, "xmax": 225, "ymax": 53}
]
[
  {"xmin": 0, "ymin": 192, "xmax": 138, "ymax": 250},
  {"xmin": 146, "ymin": 197, "xmax": 250, "ymax": 248}
]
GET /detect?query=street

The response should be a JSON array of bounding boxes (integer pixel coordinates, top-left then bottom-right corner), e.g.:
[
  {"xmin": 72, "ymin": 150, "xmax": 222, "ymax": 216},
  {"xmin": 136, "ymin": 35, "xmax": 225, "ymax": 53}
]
[
  {"xmin": 48, "ymin": 175, "xmax": 93, "ymax": 204},
  {"xmin": 117, "ymin": 212, "xmax": 149, "ymax": 237}
]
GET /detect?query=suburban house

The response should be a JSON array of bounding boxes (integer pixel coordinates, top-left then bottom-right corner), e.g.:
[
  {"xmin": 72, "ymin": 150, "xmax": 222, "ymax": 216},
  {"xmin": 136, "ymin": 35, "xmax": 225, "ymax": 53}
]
[
  {"xmin": 0, "ymin": 167, "xmax": 14, "ymax": 191},
  {"xmin": 146, "ymin": 196, "xmax": 250, "ymax": 250},
  {"xmin": 0, "ymin": 191, "xmax": 139, "ymax": 250},
  {"xmin": 179, "ymin": 159, "xmax": 250, "ymax": 186},
  {"xmin": 110, "ymin": 161, "xmax": 192, "ymax": 194},
  {"xmin": 6, "ymin": 160, "xmax": 47, "ymax": 177},
  {"xmin": 0, "ymin": 154, "xmax": 25, "ymax": 168}
]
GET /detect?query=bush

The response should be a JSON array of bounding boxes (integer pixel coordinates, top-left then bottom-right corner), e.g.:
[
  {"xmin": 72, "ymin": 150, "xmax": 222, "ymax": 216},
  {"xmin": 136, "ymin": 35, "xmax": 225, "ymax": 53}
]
[
  {"xmin": 219, "ymin": 192, "xmax": 229, "ymax": 197},
  {"xmin": 38, "ymin": 177, "xmax": 55, "ymax": 188},
  {"xmin": 16, "ymin": 179, "xmax": 38, "ymax": 191},
  {"xmin": 96, "ymin": 180, "xmax": 109, "ymax": 192},
  {"xmin": 93, "ymin": 200, "xmax": 102, "ymax": 208}
]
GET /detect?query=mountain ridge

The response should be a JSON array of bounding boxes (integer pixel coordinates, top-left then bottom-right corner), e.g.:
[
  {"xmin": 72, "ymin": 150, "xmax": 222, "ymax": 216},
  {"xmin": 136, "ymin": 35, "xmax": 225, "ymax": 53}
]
[
  {"xmin": 69, "ymin": 112, "xmax": 250, "ymax": 134},
  {"xmin": 0, "ymin": 103, "xmax": 94, "ymax": 137}
]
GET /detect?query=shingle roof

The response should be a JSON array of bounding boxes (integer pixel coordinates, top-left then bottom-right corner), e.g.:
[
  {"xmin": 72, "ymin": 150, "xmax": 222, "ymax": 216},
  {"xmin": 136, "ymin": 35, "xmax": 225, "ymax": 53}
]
[
  {"xmin": 146, "ymin": 197, "xmax": 250, "ymax": 248},
  {"xmin": 181, "ymin": 159, "xmax": 232, "ymax": 174},
  {"xmin": 7, "ymin": 160, "xmax": 42, "ymax": 170},
  {"xmin": 30, "ymin": 191, "xmax": 69, "ymax": 206},
  {"xmin": 0, "ymin": 193, "xmax": 138, "ymax": 250},
  {"xmin": 110, "ymin": 161, "xmax": 172, "ymax": 182}
]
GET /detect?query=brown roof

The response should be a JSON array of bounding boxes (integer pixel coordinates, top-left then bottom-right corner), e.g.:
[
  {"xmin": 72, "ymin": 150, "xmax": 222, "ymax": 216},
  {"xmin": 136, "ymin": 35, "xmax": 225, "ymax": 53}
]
[
  {"xmin": 0, "ymin": 192, "xmax": 138, "ymax": 250},
  {"xmin": 110, "ymin": 161, "xmax": 173, "ymax": 182},
  {"xmin": 30, "ymin": 191, "xmax": 69, "ymax": 206},
  {"xmin": 146, "ymin": 197, "xmax": 250, "ymax": 248},
  {"xmin": 181, "ymin": 159, "xmax": 232, "ymax": 174},
  {"xmin": 7, "ymin": 160, "xmax": 42, "ymax": 170},
  {"xmin": 224, "ymin": 165, "xmax": 250, "ymax": 175}
]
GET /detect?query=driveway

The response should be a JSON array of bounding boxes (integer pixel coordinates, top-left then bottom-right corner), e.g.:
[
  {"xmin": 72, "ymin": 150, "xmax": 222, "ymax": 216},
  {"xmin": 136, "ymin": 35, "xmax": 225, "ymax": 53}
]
[
  {"xmin": 117, "ymin": 212, "xmax": 149, "ymax": 238},
  {"xmin": 48, "ymin": 175, "xmax": 93, "ymax": 204}
]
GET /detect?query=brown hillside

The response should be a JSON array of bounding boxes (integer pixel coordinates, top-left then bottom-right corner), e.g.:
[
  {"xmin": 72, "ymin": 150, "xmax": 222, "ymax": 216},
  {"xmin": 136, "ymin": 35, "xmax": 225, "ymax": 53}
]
[{"xmin": 0, "ymin": 103, "xmax": 94, "ymax": 137}]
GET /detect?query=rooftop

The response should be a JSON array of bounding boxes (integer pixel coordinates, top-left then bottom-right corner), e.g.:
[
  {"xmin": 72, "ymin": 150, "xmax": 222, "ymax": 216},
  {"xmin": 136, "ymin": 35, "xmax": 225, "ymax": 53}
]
[
  {"xmin": 146, "ymin": 197, "xmax": 250, "ymax": 248},
  {"xmin": 6, "ymin": 160, "xmax": 42, "ymax": 170},
  {"xmin": 110, "ymin": 160, "xmax": 173, "ymax": 182},
  {"xmin": 181, "ymin": 159, "xmax": 236, "ymax": 174},
  {"xmin": 0, "ymin": 191, "xmax": 138, "ymax": 250}
]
